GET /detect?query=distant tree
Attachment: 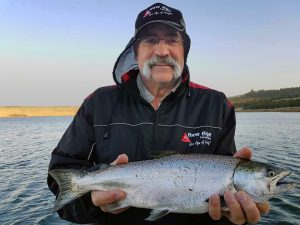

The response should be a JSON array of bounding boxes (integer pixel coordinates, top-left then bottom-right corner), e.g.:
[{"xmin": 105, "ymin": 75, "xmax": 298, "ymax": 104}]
[
  {"xmin": 230, "ymin": 87, "xmax": 300, "ymax": 110},
  {"xmin": 243, "ymin": 87, "xmax": 300, "ymax": 99}
]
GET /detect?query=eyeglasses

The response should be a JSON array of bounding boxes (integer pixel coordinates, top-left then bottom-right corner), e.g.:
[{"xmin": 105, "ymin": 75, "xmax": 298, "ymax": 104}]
[{"xmin": 137, "ymin": 35, "xmax": 184, "ymax": 46}]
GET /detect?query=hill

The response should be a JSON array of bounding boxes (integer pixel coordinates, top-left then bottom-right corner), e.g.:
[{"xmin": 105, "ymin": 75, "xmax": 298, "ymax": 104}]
[{"xmin": 229, "ymin": 87, "xmax": 300, "ymax": 112}]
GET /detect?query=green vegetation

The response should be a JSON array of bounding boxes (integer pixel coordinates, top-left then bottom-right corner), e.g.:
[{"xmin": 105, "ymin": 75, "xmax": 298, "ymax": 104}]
[{"xmin": 229, "ymin": 87, "xmax": 300, "ymax": 112}]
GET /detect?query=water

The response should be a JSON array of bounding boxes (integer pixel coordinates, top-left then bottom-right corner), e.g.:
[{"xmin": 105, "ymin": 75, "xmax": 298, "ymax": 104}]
[{"xmin": 0, "ymin": 113, "xmax": 299, "ymax": 225}]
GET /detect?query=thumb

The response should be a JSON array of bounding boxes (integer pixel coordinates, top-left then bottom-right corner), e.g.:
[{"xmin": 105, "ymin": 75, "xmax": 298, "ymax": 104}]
[
  {"xmin": 234, "ymin": 146, "xmax": 252, "ymax": 160},
  {"xmin": 110, "ymin": 154, "xmax": 129, "ymax": 165}
]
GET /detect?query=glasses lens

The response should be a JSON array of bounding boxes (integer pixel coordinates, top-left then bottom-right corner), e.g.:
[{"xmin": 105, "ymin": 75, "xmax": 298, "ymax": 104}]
[
  {"xmin": 140, "ymin": 36, "xmax": 158, "ymax": 45},
  {"xmin": 165, "ymin": 37, "xmax": 181, "ymax": 46}
]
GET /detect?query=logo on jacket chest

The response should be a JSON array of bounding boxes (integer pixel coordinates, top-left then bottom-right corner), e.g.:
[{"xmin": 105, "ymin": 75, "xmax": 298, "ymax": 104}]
[{"xmin": 181, "ymin": 131, "xmax": 212, "ymax": 147}]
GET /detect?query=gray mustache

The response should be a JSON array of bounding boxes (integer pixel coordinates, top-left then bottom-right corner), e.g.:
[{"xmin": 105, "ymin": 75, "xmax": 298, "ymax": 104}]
[{"xmin": 148, "ymin": 56, "xmax": 177, "ymax": 68}]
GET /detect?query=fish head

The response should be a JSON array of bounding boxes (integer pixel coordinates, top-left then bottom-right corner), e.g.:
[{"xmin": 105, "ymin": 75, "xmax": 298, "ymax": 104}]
[{"xmin": 233, "ymin": 160, "xmax": 295, "ymax": 203}]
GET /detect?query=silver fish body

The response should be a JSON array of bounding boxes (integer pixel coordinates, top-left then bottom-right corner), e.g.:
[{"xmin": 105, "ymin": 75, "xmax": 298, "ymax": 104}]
[{"xmin": 49, "ymin": 154, "xmax": 295, "ymax": 221}]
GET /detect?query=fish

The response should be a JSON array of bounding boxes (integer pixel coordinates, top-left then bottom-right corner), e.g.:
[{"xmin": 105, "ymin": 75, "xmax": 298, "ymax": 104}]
[{"xmin": 48, "ymin": 154, "xmax": 295, "ymax": 221}]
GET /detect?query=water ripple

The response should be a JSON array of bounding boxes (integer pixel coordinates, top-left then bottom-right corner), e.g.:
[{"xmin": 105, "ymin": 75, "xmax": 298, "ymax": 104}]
[{"xmin": 1, "ymin": 114, "xmax": 299, "ymax": 225}]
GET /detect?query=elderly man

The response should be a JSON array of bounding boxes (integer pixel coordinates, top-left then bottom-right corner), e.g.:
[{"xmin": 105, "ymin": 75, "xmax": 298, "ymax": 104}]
[{"xmin": 48, "ymin": 3, "xmax": 269, "ymax": 225}]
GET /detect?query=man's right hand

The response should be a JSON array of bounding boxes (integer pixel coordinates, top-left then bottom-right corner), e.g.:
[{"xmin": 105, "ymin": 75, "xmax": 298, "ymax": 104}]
[{"xmin": 91, "ymin": 154, "xmax": 129, "ymax": 214}]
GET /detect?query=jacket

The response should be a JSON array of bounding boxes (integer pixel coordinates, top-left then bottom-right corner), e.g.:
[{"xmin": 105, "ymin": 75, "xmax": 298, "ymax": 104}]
[{"xmin": 48, "ymin": 35, "xmax": 236, "ymax": 225}]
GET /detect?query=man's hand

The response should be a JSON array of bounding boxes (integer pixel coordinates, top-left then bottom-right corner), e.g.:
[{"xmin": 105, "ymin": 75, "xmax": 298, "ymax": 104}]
[
  {"xmin": 208, "ymin": 147, "xmax": 270, "ymax": 224},
  {"xmin": 91, "ymin": 154, "xmax": 129, "ymax": 214}
]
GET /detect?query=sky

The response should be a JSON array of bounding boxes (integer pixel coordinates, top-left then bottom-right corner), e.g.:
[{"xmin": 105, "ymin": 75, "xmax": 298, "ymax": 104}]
[{"xmin": 0, "ymin": 0, "xmax": 299, "ymax": 106}]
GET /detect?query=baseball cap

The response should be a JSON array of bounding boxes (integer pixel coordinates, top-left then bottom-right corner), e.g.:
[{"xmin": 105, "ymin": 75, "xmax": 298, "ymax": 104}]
[
  {"xmin": 134, "ymin": 3, "xmax": 190, "ymax": 62},
  {"xmin": 113, "ymin": 3, "xmax": 191, "ymax": 85},
  {"xmin": 135, "ymin": 2, "xmax": 187, "ymax": 36}
]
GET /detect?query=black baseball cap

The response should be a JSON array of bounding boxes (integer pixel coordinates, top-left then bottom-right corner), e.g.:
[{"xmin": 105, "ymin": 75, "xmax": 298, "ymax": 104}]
[
  {"xmin": 135, "ymin": 2, "xmax": 187, "ymax": 36},
  {"xmin": 134, "ymin": 3, "xmax": 191, "ymax": 61}
]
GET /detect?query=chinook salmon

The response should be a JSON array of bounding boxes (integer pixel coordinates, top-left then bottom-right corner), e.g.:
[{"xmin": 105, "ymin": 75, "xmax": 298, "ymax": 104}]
[{"xmin": 49, "ymin": 154, "xmax": 295, "ymax": 221}]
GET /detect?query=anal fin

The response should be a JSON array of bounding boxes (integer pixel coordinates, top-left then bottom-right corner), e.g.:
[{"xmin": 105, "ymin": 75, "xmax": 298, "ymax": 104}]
[
  {"xmin": 101, "ymin": 199, "xmax": 130, "ymax": 212},
  {"xmin": 145, "ymin": 208, "xmax": 171, "ymax": 221}
]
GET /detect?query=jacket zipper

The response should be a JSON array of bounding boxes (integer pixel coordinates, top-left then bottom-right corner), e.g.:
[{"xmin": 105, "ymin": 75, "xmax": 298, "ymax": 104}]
[{"xmin": 153, "ymin": 111, "xmax": 158, "ymax": 150}]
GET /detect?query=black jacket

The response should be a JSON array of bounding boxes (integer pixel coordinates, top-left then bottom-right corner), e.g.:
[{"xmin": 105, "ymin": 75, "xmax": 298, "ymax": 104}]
[
  {"xmin": 47, "ymin": 69, "xmax": 236, "ymax": 225},
  {"xmin": 48, "ymin": 30, "xmax": 236, "ymax": 224}
]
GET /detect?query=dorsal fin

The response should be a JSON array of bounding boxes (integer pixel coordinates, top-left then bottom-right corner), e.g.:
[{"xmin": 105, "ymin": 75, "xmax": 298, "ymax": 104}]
[
  {"xmin": 86, "ymin": 163, "xmax": 110, "ymax": 172},
  {"xmin": 147, "ymin": 150, "xmax": 179, "ymax": 159}
]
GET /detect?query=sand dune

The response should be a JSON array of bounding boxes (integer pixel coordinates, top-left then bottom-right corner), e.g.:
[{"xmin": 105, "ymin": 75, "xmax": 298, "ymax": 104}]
[{"xmin": 0, "ymin": 106, "xmax": 79, "ymax": 118}]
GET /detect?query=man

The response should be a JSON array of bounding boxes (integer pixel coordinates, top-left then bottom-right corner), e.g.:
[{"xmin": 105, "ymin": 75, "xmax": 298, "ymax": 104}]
[{"xmin": 48, "ymin": 3, "xmax": 269, "ymax": 225}]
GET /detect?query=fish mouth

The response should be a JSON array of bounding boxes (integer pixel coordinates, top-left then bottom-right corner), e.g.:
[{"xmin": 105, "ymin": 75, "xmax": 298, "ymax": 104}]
[{"xmin": 271, "ymin": 171, "xmax": 296, "ymax": 193}]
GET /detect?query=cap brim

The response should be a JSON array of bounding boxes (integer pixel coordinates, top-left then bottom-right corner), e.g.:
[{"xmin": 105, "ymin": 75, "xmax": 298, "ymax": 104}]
[{"xmin": 135, "ymin": 20, "xmax": 185, "ymax": 37}]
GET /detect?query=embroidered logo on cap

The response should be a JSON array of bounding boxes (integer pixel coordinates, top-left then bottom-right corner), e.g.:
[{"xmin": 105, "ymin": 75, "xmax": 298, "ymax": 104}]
[
  {"xmin": 143, "ymin": 10, "xmax": 151, "ymax": 18},
  {"xmin": 181, "ymin": 132, "xmax": 191, "ymax": 143},
  {"xmin": 143, "ymin": 5, "xmax": 173, "ymax": 18}
]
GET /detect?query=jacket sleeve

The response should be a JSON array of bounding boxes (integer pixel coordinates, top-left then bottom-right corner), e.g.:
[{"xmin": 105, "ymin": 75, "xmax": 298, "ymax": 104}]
[
  {"xmin": 215, "ymin": 96, "xmax": 237, "ymax": 156},
  {"xmin": 47, "ymin": 99, "xmax": 103, "ymax": 223}
]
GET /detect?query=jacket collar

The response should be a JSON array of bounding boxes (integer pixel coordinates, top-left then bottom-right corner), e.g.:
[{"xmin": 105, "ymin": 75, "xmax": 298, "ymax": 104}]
[
  {"xmin": 121, "ymin": 69, "xmax": 190, "ymax": 105},
  {"xmin": 136, "ymin": 73, "xmax": 182, "ymax": 104}
]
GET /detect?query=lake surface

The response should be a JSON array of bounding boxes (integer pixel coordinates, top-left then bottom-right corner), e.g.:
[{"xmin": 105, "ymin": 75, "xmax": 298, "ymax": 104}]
[{"xmin": 0, "ymin": 113, "xmax": 299, "ymax": 225}]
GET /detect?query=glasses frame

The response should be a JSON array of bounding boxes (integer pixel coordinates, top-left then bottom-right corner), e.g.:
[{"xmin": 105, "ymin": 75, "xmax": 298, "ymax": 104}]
[{"xmin": 136, "ymin": 35, "xmax": 184, "ymax": 47}]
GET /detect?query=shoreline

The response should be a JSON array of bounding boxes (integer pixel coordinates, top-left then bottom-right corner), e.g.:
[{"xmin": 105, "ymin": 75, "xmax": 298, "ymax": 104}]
[
  {"xmin": 0, "ymin": 106, "xmax": 79, "ymax": 118},
  {"xmin": 0, "ymin": 106, "xmax": 299, "ymax": 118},
  {"xmin": 235, "ymin": 107, "xmax": 300, "ymax": 112}
]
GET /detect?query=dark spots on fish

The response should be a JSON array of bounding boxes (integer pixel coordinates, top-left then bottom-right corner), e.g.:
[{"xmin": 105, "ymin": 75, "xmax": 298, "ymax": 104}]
[
  {"xmin": 189, "ymin": 188, "xmax": 193, "ymax": 191},
  {"xmin": 101, "ymin": 181, "xmax": 126, "ymax": 188}
]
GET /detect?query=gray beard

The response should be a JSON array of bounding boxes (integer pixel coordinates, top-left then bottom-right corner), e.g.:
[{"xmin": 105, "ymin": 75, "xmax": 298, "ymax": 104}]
[{"xmin": 141, "ymin": 56, "xmax": 182, "ymax": 80}]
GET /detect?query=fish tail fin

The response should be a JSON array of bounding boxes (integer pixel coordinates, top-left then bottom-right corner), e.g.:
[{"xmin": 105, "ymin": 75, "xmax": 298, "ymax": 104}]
[{"xmin": 48, "ymin": 169, "xmax": 88, "ymax": 212}]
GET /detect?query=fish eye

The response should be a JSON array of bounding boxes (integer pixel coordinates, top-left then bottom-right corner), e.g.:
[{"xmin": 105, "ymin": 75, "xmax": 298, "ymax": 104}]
[{"xmin": 268, "ymin": 170, "xmax": 276, "ymax": 177}]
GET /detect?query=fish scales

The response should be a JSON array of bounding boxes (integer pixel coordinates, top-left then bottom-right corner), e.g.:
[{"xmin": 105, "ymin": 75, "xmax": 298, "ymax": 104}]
[
  {"xmin": 49, "ymin": 154, "xmax": 295, "ymax": 221},
  {"xmin": 80, "ymin": 155, "xmax": 238, "ymax": 212}
]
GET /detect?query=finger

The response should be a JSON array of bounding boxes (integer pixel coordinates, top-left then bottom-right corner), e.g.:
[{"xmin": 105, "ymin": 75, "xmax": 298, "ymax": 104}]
[
  {"xmin": 208, "ymin": 194, "xmax": 222, "ymax": 220},
  {"xmin": 91, "ymin": 190, "xmax": 126, "ymax": 207},
  {"xmin": 223, "ymin": 191, "xmax": 246, "ymax": 225},
  {"xmin": 233, "ymin": 146, "xmax": 252, "ymax": 160},
  {"xmin": 256, "ymin": 202, "xmax": 270, "ymax": 214},
  {"xmin": 110, "ymin": 154, "xmax": 129, "ymax": 165},
  {"xmin": 236, "ymin": 191, "xmax": 260, "ymax": 224}
]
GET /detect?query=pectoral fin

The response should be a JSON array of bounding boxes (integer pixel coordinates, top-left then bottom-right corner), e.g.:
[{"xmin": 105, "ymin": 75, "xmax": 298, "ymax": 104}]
[
  {"xmin": 145, "ymin": 208, "xmax": 171, "ymax": 221},
  {"xmin": 220, "ymin": 196, "xmax": 230, "ymax": 212},
  {"xmin": 221, "ymin": 200, "xmax": 230, "ymax": 212}
]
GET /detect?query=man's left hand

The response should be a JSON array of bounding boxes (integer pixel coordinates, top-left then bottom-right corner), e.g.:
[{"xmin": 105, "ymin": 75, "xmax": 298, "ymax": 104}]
[{"xmin": 208, "ymin": 147, "xmax": 270, "ymax": 224}]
